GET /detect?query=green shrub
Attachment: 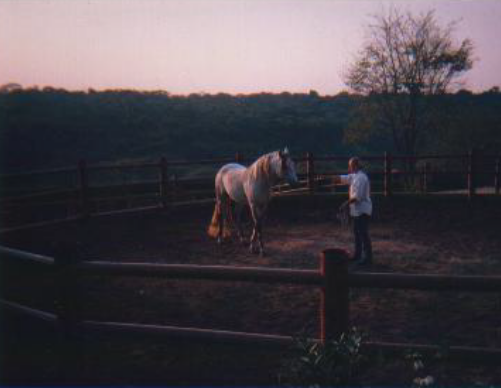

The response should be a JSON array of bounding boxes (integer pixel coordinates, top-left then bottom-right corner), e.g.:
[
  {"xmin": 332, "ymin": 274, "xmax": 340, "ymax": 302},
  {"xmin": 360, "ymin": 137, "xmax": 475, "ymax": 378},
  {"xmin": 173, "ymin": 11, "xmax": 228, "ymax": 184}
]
[{"xmin": 279, "ymin": 327, "xmax": 364, "ymax": 387}]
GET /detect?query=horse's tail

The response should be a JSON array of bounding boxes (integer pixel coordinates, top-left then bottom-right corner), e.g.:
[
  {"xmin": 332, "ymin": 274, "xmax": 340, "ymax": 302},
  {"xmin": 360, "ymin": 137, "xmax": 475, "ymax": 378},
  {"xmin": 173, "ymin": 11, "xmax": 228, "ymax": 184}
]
[
  {"xmin": 208, "ymin": 169, "xmax": 233, "ymax": 239},
  {"xmin": 207, "ymin": 202, "xmax": 221, "ymax": 238},
  {"xmin": 207, "ymin": 200, "xmax": 233, "ymax": 239}
]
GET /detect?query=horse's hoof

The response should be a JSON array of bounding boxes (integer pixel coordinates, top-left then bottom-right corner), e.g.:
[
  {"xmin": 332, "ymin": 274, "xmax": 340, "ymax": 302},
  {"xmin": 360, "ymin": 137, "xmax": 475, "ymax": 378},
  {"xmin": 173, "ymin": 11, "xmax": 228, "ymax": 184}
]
[
  {"xmin": 217, "ymin": 237, "xmax": 223, "ymax": 245},
  {"xmin": 249, "ymin": 244, "xmax": 258, "ymax": 254}
]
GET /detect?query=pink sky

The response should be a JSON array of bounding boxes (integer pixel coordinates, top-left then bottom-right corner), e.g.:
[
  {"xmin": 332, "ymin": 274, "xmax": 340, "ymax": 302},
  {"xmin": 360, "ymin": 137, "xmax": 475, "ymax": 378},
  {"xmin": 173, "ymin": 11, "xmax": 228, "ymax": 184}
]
[{"xmin": 1, "ymin": 0, "xmax": 501, "ymax": 95}]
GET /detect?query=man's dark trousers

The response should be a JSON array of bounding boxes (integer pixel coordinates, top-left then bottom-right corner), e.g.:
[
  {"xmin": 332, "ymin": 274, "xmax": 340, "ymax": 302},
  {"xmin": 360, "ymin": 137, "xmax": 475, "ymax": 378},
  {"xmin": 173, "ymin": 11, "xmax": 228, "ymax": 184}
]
[{"xmin": 353, "ymin": 214, "xmax": 372, "ymax": 263}]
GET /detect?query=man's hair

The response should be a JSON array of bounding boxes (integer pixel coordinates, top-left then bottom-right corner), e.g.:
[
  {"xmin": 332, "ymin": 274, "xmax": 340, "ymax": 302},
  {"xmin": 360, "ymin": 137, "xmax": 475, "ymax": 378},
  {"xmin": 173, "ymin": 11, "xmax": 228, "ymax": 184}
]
[{"xmin": 349, "ymin": 157, "xmax": 361, "ymax": 169}]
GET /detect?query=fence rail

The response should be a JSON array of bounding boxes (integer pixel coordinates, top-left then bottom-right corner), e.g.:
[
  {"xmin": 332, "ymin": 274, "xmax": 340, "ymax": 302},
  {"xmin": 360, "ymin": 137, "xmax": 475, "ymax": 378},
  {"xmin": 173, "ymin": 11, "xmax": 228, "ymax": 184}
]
[
  {"xmin": 0, "ymin": 298, "xmax": 58, "ymax": 324},
  {"xmin": 1, "ymin": 150, "xmax": 500, "ymax": 232},
  {"xmin": 77, "ymin": 261, "xmax": 322, "ymax": 285},
  {"xmin": 0, "ymin": 245, "xmax": 55, "ymax": 266},
  {"xmin": 348, "ymin": 272, "xmax": 501, "ymax": 292},
  {"xmin": 2, "ymin": 151, "xmax": 499, "ymax": 180},
  {"xmin": 2, "ymin": 244, "xmax": 501, "ymax": 375},
  {"xmin": 80, "ymin": 319, "xmax": 294, "ymax": 347}
]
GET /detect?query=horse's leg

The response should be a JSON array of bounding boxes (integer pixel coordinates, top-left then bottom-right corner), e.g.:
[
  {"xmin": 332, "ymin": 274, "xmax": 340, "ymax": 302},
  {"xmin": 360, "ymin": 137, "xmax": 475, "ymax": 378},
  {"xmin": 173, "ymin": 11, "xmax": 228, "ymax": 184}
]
[
  {"xmin": 249, "ymin": 204, "xmax": 259, "ymax": 253},
  {"xmin": 217, "ymin": 196, "xmax": 227, "ymax": 245},
  {"xmin": 235, "ymin": 202, "xmax": 245, "ymax": 245},
  {"xmin": 249, "ymin": 203, "xmax": 266, "ymax": 255},
  {"xmin": 214, "ymin": 172, "xmax": 225, "ymax": 245},
  {"xmin": 249, "ymin": 226, "xmax": 257, "ymax": 253},
  {"xmin": 256, "ymin": 204, "xmax": 268, "ymax": 256},
  {"xmin": 216, "ymin": 201, "xmax": 223, "ymax": 244}
]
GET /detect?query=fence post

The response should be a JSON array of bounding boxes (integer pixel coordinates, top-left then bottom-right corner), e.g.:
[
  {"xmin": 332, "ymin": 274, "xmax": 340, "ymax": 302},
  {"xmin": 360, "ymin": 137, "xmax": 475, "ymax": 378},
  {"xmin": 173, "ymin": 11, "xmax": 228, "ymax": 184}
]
[
  {"xmin": 159, "ymin": 157, "xmax": 168, "ymax": 208},
  {"xmin": 384, "ymin": 152, "xmax": 392, "ymax": 197},
  {"xmin": 495, "ymin": 156, "xmax": 500, "ymax": 195},
  {"xmin": 306, "ymin": 152, "xmax": 315, "ymax": 193},
  {"xmin": 235, "ymin": 152, "xmax": 243, "ymax": 165},
  {"xmin": 55, "ymin": 246, "xmax": 82, "ymax": 383},
  {"xmin": 467, "ymin": 149, "xmax": 476, "ymax": 199},
  {"xmin": 320, "ymin": 248, "xmax": 349, "ymax": 343},
  {"xmin": 77, "ymin": 159, "xmax": 90, "ymax": 217}
]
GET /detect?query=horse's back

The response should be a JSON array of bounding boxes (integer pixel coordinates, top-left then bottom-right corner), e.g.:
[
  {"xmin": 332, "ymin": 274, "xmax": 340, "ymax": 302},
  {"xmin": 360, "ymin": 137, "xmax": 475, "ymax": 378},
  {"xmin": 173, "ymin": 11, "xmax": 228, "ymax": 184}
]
[{"xmin": 216, "ymin": 163, "xmax": 247, "ymax": 202}]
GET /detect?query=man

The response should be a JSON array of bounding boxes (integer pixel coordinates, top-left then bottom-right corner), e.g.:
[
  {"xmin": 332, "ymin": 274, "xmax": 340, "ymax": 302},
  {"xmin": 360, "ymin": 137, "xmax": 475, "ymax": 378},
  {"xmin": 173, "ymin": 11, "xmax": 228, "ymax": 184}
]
[{"xmin": 334, "ymin": 157, "xmax": 373, "ymax": 265}]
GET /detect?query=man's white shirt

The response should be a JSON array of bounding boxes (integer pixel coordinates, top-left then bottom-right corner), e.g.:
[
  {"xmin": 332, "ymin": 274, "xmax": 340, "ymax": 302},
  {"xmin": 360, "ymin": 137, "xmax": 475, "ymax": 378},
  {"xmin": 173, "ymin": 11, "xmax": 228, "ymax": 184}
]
[{"xmin": 340, "ymin": 171, "xmax": 372, "ymax": 217}]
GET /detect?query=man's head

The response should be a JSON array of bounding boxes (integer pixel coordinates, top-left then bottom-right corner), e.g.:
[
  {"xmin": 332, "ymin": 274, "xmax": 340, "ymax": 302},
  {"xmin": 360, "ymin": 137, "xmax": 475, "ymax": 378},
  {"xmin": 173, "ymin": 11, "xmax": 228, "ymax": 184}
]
[{"xmin": 348, "ymin": 157, "xmax": 360, "ymax": 173}]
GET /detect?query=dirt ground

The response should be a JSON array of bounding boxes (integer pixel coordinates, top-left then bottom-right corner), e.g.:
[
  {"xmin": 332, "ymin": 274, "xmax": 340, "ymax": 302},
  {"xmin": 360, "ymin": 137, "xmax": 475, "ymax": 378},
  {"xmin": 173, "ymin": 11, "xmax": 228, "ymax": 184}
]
[{"xmin": 1, "ymin": 194, "xmax": 501, "ymax": 385}]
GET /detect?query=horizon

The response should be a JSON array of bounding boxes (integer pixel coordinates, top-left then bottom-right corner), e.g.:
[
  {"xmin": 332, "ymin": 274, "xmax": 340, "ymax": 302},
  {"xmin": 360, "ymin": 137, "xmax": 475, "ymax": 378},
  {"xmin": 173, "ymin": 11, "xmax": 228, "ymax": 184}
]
[
  {"xmin": 2, "ymin": 84, "xmax": 500, "ymax": 98},
  {"xmin": 0, "ymin": 82, "xmax": 500, "ymax": 98},
  {"xmin": 2, "ymin": 0, "xmax": 501, "ymax": 95}
]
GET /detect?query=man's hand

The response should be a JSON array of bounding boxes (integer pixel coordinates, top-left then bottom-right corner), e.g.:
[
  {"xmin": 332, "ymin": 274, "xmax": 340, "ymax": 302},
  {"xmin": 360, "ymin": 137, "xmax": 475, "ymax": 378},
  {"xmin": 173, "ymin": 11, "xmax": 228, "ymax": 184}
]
[{"xmin": 332, "ymin": 175, "xmax": 342, "ymax": 184}]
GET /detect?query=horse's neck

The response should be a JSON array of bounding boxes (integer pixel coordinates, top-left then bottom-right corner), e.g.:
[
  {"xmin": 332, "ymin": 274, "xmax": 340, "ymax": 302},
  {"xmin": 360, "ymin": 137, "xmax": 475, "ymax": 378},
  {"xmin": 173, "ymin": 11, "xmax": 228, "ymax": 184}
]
[{"xmin": 248, "ymin": 153, "xmax": 278, "ymax": 187}]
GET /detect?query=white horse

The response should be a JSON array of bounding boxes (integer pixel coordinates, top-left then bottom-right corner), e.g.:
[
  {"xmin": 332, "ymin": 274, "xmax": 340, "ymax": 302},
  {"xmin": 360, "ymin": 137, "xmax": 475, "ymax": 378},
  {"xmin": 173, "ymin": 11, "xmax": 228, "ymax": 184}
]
[{"xmin": 207, "ymin": 148, "xmax": 298, "ymax": 255}]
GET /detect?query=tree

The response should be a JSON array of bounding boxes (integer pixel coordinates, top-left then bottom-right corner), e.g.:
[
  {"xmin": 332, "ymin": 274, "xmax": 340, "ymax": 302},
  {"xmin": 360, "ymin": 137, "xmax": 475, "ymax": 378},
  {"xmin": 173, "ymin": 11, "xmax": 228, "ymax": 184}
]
[
  {"xmin": 343, "ymin": 8, "xmax": 474, "ymax": 161},
  {"xmin": 0, "ymin": 83, "xmax": 22, "ymax": 93}
]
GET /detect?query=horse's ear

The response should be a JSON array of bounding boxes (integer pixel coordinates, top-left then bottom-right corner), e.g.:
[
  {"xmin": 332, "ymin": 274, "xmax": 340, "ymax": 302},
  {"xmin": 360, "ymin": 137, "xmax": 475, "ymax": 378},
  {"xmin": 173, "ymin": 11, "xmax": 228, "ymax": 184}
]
[{"xmin": 283, "ymin": 147, "xmax": 289, "ymax": 156}]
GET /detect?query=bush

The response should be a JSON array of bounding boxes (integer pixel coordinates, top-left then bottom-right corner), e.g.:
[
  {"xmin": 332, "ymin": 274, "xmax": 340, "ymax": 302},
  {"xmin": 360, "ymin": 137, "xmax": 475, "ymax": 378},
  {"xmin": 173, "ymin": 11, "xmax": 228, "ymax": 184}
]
[{"xmin": 279, "ymin": 327, "xmax": 364, "ymax": 387}]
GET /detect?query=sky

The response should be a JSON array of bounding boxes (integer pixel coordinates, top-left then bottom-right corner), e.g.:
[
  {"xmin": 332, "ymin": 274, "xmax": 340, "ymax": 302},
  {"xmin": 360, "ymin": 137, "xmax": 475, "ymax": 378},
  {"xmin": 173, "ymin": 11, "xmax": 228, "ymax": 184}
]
[{"xmin": 1, "ymin": 0, "xmax": 501, "ymax": 95}]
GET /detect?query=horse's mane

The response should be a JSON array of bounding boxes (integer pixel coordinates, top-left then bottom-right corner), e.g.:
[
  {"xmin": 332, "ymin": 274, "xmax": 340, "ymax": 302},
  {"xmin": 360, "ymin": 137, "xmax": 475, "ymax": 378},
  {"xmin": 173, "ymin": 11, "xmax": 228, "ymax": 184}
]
[{"xmin": 247, "ymin": 152, "xmax": 276, "ymax": 182}]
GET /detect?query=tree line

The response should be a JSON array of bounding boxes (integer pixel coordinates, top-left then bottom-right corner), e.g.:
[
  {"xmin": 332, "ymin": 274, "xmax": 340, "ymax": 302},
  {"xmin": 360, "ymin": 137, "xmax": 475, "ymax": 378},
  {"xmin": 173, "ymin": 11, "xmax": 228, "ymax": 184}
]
[{"xmin": 0, "ymin": 86, "xmax": 500, "ymax": 174}]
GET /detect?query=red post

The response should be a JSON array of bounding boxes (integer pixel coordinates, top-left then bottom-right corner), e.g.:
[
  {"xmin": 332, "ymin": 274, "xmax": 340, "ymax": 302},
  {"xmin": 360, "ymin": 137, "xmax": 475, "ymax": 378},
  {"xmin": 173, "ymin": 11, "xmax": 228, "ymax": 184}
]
[
  {"xmin": 77, "ymin": 159, "xmax": 90, "ymax": 217},
  {"xmin": 384, "ymin": 152, "xmax": 392, "ymax": 197},
  {"xmin": 320, "ymin": 248, "xmax": 349, "ymax": 343},
  {"xmin": 235, "ymin": 152, "xmax": 243, "ymax": 164},
  {"xmin": 306, "ymin": 152, "xmax": 315, "ymax": 193},
  {"xmin": 495, "ymin": 157, "xmax": 500, "ymax": 195},
  {"xmin": 159, "ymin": 157, "xmax": 168, "ymax": 208},
  {"xmin": 468, "ymin": 149, "xmax": 476, "ymax": 199}
]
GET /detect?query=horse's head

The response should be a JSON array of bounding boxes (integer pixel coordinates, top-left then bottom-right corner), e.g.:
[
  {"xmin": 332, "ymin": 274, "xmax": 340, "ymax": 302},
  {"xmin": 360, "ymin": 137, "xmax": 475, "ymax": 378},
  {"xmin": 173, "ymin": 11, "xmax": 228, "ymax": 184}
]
[{"xmin": 276, "ymin": 147, "xmax": 299, "ymax": 187}]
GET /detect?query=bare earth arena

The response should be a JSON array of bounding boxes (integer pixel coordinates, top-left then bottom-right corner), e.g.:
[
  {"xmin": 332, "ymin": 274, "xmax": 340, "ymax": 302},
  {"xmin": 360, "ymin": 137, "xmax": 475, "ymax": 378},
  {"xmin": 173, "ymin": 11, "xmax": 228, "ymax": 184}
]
[{"xmin": 2, "ymin": 194, "xmax": 501, "ymax": 385}]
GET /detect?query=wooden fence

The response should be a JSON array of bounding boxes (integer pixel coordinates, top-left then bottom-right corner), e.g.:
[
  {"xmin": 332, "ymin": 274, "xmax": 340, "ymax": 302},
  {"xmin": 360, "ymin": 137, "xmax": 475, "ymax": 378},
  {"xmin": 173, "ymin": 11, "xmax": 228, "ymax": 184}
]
[
  {"xmin": 2, "ymin": 244, "xmax": 501, "ymax": 380},
  {"xmin": 0, "ymin": 150, "xmax": 500, "ymax": 231}
]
